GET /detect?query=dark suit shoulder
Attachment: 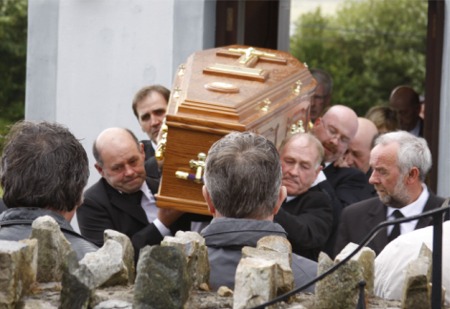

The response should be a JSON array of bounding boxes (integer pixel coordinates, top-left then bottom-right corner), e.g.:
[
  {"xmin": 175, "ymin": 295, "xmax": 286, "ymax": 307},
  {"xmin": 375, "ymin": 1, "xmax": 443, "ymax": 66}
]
[
  {"xmin": 284, "ymin": 190, "xmax": 330, "ymax": 207},
  {"xmin": 141, "ymin": 140, "xmax": 155, "ymax": 159},
  {"xmin": 343, "ymin": 197, "xmax": 381, "ymax": 213}
]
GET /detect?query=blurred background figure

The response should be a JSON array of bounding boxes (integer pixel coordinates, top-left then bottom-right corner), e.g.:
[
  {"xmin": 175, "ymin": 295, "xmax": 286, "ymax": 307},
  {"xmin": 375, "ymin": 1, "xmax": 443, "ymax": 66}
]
[
  {"xmin": 365, "ymin": 105, "xmax": 400, "ymax": 134},
  {"xmin": 389, "ymin": 85, "xmax": 423, "ymax": 137},
  {"xmin": 310, "ymin": 68, "xmax": 333, "ymax": 123},
  {"xmin": 344, "ymin": 117, "xmax": 379, "ymax": 179}
]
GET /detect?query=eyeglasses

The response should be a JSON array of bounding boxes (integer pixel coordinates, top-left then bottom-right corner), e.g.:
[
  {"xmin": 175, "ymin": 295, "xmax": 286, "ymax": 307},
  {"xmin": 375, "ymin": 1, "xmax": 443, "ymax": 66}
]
[{"xmin": 321, "ymin": 118, "xmax": 351, "ymax": 145}]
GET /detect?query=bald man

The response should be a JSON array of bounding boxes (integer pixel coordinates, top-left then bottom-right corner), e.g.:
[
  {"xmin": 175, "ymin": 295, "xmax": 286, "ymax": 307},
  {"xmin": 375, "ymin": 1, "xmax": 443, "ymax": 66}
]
[
  {"xmin": 389, "ymin": 85, "xmax": 423, "ymax": 137},
  {"xmin": 344, "ymin": 117, "xmax": 379, "ymax": 176},
  {"xmin": 311, "ymin": 105, "xmax": 374, "ymax": 207},
  {"xmin": 77, "ymin": 128, "xmax": 195, "ymax": 258}
]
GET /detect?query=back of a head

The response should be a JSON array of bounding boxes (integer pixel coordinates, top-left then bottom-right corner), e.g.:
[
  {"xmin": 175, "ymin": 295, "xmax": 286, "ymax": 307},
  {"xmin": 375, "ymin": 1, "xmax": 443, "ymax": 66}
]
[
  {"xmin": 374, "ymin": 131, "xmax": 431, "ymax": 181},
  {"xmin": 0, "ymin": 121, "xmax": 89, "ymax": 212},
  {"xmin": 365, "ymin": 106, "xmax": 399, "ymax": 133},
  {"xmin": 355, "ymin": 117, "xmax": 378, "ymax": 145},
  {"xmin": 389, "ymin": 86, "xmax": 420, "ymax": 108},
  {"xmin": 203, "ymin": 132, "xmax": 282, "ymax": 219},
  {"xmin": 389, "ymin": 86, "xmax": 421, "ymax": 132},
  {"xmin": 311, "ymin": 68, "xmax": 333, "ymax": 96}
]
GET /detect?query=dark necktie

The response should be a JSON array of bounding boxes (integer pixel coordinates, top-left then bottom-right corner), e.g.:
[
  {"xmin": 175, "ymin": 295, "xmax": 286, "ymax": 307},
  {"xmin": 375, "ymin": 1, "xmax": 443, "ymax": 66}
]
[{"xmin": 388, "ymin": 210, "xmax": 404, "ymax": 242}]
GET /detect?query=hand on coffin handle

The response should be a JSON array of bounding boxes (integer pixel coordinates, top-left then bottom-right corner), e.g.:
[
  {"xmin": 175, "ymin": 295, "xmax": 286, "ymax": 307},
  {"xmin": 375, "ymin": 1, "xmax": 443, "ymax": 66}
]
[{"xmin": 158, "ymin": 208, "xmax": 184, "ymax": 228}]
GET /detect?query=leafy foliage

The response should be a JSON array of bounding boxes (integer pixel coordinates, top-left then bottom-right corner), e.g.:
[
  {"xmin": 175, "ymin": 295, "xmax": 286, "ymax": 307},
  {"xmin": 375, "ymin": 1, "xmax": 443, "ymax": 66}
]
[
  {"xmin": 290, "ymin": 0, "xmax": 427, "ymax": 116},
  {"xmin": 0, "ymin": 0, "xmax": 27, "ymax": 152}
]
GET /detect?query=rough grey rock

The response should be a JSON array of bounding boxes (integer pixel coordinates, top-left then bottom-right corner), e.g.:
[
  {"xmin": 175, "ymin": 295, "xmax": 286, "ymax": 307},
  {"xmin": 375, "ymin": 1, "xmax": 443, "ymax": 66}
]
[
  {"xmin": 80, "ymin": 239, "xmax": 128, "ymax": 287},
  {"xmin": 60, "ymin": 251, "xmax": 94, "ymax": 309},
  {"xmin": 18, "ymin": 239, "xmax": 38, "ymax": 293},
  {"xmin": 161, "ymin": 231, "xmax": 209, "ymax": 288},
  {"xmin": 92, "ymin": 299, "xmax": 132, "ymax": 309},
  {"xmin": 233, "ymin": 257, "xmax": 277, "ymax": 309},
  {"xmin": 401, "ymin": 246, "xmax": 432, "ymax": 309},
  {"xmin": 133, "ymin": 245, "xmax": 191, "ymax": 309},
  {"xmin": 315, "ymin": 252, "xmax": 362, "ymax": 309},
  {"xmin": 242, "ymin": 245, "xmax": 294, "ymax": 294},
  {"xmin": 336, "ymin": 242, "xmax": 375, "ymax": 295},
  {"xmin": 257, "ymin": 235, "xmax": 293, "ymax": 256},
  {"xmin": 30, "ymin": 215, "xmax": 72, "ymax": 282},
  {"xmin": 104, "ymin": 229, "xmax": 136, "ymax": 284},
  {"xmin": 0, "ymin": 239, "xmax": 37, "ymax": 309}
]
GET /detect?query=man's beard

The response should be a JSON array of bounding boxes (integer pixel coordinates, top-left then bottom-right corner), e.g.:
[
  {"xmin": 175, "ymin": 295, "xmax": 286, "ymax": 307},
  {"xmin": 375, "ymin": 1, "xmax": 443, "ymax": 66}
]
[{"xmin": 379, "ymin": 176, "xmax": 410, "ymax": 208}]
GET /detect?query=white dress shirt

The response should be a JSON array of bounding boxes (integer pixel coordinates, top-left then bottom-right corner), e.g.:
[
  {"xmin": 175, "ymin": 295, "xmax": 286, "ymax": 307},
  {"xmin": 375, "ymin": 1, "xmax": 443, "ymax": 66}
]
[
  {"xmin": 386, "ymin": 184, "xmax": 429, "ymax": 235},
  {"xmin": 140, "ymin": 182, "xmax": 171, "ymax": 236}
]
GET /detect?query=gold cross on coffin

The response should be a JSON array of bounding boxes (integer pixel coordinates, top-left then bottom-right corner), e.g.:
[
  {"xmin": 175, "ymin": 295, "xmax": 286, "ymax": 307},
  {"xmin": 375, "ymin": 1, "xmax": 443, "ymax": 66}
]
[
  {"xmin": 203, "ymin": 46, "xmax": 287, "ymax": 82},
  {"xmin": 219, "ymin": 47, "xmax": 287, "ymax": 67}
]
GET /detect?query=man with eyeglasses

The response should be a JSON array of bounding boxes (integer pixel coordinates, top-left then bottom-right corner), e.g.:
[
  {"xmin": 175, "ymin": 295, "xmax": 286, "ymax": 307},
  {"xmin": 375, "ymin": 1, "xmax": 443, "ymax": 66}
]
[
  {"xmin": 308, "ymin": 105, "xmax": 374, "ymax": 257},
  {"xmin": 311, "ymin": 105, "xmax": 374, "ymax": 208}
]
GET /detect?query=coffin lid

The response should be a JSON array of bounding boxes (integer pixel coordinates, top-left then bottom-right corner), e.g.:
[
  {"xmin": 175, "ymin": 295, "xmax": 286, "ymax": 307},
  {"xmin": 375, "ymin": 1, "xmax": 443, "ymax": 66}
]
[{"xmin": 166, "ymin": 45, "xmax": 315, "ymax": 132}]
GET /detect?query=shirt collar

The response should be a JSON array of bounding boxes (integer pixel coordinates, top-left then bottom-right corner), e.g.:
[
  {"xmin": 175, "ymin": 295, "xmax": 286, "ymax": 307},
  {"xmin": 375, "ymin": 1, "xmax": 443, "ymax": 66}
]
[
  {"xmin": 140, "ymin": 181, "xmax": 152, "ymax": 200},
  {"xmin": 311, "ymin": 170, "xmax": 327, "ymax": 187}
]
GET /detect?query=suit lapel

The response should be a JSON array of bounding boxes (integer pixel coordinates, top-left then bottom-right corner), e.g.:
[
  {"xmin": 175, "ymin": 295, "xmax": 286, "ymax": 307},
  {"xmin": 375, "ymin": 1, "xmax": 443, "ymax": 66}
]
[
  {"xmin": 415, "ymin": 192, "xmax": 444, "ymax": 229},
  {"xmin": 106, "ymin": 183, "xmax": 149, "ymax": 225},
  {"xmin": 367, "ymin": 199, "xmax": 389, "ymax": 253}
]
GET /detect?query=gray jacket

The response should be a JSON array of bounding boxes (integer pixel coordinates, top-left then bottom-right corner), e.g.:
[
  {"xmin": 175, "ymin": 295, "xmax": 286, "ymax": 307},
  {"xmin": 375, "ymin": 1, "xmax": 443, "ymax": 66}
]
[
  {"xmin": 0, "ymin": 207, "xmax": 98, "ymax": 260},
  {"xmin": 201, "ymin": 217, "xmax": 318, "ymax": 292}
]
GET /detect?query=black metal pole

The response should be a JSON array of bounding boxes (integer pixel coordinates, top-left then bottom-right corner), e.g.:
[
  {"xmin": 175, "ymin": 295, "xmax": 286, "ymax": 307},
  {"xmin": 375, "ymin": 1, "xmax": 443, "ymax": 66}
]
[{"xmin": 431, "ymin": 212, "xmax": 443, "ymax": 309}]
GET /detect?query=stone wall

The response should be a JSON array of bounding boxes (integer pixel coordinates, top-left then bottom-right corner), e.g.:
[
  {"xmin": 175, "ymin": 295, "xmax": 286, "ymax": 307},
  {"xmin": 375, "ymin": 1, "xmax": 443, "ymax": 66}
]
[{"xmin": 1, "ymin": 216, "xmax": 447, "ymax": 309}]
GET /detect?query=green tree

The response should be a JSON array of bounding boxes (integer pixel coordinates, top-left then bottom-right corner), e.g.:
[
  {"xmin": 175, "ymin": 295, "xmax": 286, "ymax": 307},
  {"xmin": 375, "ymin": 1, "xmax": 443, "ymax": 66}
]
[
  {"xmin": 290, "ymin": 0, "xmax": 427, "ymax": 116},
  {"xmin": 0, "ymin": 0, "xmax": 27, "ymax": 151}
]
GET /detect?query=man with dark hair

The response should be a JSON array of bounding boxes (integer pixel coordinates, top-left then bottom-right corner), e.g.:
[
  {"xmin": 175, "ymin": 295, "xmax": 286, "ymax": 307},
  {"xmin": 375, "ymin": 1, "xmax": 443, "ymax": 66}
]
[
  {"xmin": 201, "ymin": 131, "xmax": 317, "ymax": 292},
  {"xmin": 0, "ymin": 121, "xmax": 98, "ymax": 260},
  {"xmin": 335, "ymin": 131, "xmax": 445, "ymax": 255},
  {"xmin": 310, "ymin": 68, "xmax": 333, "ymax": 122},
  {"xmin": 132, "ymin": 85, "xmax": 170, "ymax": 179},
  {"xmin": 132, "ymin": 84, "xmax": 170, "ymax": 159},
  {"xmin": 389, "ymin": 85, "xmax": 423, "ymax": 137}
]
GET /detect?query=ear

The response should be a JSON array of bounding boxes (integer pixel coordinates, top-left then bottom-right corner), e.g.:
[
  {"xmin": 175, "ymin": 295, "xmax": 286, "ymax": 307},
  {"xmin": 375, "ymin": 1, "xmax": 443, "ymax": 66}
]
[
  {"xmin": 406, "ymin": 167, "xmax": 420, "ymax": 184},
  {"xmin": 273, "ymin": 185, "xmax": 287, "ymax": 215},
  {"xmin": 94, "ymin": 163, "xmax": 104, "ymax": 176},
  {"xmin": 202, "ymin": 186, "xmax": 216, "ymax": 216},
  {"xmin": 314, "ymin": 117, "xmax": 322, "ymax": 128}
]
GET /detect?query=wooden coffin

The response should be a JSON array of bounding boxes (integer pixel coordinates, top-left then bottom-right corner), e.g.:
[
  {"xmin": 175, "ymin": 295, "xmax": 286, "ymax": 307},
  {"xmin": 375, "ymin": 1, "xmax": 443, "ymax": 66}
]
[{"xmin": 155, "ymin": 45, "xmax": 316, "ymax": 215}]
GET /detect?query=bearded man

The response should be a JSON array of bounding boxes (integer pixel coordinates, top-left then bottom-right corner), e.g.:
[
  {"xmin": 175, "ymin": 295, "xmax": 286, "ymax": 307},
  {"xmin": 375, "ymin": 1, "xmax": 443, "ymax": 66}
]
[{"xmin": 334, "ymin": 131, "xmax": 445, "ymax": 255}]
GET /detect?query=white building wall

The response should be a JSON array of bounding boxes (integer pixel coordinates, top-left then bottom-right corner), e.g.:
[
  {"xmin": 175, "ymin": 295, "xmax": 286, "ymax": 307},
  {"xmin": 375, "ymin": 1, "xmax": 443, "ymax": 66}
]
[
  {"xmin": 26, "ymin": 0, "xmax": 216, "ymax": 231},
  {"xmin": 437, "ymin": 1, "xmax": 450, "ymax": 198},
  {"xmin": 26, "ymin": 0, "xmax": 215, "ymax": 189}
]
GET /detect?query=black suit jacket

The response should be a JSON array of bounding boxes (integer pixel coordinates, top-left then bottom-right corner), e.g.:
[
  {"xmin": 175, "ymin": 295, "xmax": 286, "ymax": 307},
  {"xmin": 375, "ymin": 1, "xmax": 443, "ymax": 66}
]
[
  {"xmin": 142, "ymin": 140, "xmax": 155, "ymax": 159},
  {"xmin": 141, "ymin": 140, "xmax": 161, "ymax": 180},
  {"xmin": 323, "ymin": 164, "xmax": 375, "ymax": 207},
  {"xmin": 334, "ymin": 191, "xmax": 445, "ymax": 256},
  {"xmin": 310, "ymin": 180, "xmax": 343, "ymax": 258},
  {"xmin": 274, "ymin": 190, "xmax": 333, "ymax": 261},
  {"xmin": 77, "ymin": 177, "xmax": 196, "ymax": 257}
]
